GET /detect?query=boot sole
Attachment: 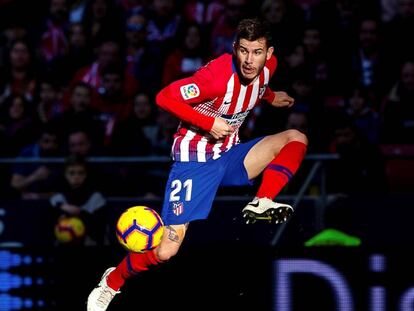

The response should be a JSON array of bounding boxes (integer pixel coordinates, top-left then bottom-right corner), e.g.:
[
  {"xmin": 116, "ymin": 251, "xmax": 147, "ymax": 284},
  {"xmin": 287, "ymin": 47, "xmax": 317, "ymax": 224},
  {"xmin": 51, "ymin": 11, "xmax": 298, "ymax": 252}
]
[{"xmin": 242, "ymin": 206, "xmax": 293, "ymax": 224}]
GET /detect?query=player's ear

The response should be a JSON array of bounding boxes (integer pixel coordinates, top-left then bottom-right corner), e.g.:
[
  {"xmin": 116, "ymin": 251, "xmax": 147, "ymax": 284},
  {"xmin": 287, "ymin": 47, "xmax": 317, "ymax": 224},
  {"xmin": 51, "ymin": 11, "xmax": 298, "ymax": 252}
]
[{"xmin": 266, "ymin": 46, "xmax": 274, "ymax": 60}]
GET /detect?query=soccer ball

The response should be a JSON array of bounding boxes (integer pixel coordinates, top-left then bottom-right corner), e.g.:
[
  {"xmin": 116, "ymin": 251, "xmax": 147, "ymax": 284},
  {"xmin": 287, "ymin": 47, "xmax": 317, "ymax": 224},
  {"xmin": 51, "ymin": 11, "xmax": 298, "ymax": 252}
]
[
  {"xmin": 55, "ymin": 216, "xmax": 86, "ymax": 243},
  {"xmin": 116, "ymin": 206, "xmax": 164, "ymax": 253}
]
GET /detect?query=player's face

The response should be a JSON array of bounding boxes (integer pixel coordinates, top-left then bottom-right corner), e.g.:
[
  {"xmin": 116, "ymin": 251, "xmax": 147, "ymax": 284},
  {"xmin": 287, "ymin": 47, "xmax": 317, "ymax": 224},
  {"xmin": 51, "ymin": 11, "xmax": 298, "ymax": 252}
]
[
  {"xmin": 65, "ymin": 164, "xmax": 87, "ymax": 188},
  {"xmin": 234, "ymin": 38, "xmax": 274, "ymax": 84}
]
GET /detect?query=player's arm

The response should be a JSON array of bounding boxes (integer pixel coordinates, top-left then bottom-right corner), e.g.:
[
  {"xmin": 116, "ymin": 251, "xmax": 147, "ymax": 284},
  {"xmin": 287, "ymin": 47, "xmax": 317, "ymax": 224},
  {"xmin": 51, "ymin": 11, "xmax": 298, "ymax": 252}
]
[
  {"xmin": 10, "ymin": 166, "xmax": 50, "ymax": 191},
  {"xmin": 156, "ymin": 68, "xmax": 233, "ymax": 139},
  {"xmin": 267, "ymin": 90, "xmax": 295, "ymax": 108},
  {"xmin": 156, "ymin": 77, "xmax": 215, "ymax": 132}
]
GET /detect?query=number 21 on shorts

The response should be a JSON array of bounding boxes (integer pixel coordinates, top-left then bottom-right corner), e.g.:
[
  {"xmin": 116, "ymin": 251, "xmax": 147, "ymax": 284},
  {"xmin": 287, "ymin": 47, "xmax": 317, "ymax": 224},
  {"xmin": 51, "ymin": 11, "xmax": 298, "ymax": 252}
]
[{"xmin": 169, "ymin": 179, "xmax": 193, "ymax": 202}]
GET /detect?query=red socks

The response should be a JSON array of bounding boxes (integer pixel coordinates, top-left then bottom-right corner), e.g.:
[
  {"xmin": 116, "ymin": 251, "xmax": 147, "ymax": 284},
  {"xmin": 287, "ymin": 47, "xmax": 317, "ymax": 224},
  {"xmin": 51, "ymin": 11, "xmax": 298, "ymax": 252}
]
[
  {"xmin": 107, "ymin": 249, "xmax": 162, "ymax": 290},
  {"xmin": 256, "ymin": 141, "xmax": 307, "ymax": 200}
]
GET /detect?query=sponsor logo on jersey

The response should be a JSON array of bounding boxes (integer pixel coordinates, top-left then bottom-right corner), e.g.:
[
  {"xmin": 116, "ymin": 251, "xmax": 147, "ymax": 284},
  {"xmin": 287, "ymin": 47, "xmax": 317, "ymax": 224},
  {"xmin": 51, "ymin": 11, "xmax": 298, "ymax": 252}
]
[
  {"xmin": 221, "ymin": 110, "xmax": 251, "ymax": 127},
  {"xmin": 180, "ymin": 83, "xmax": 200, "ymax": 100}
]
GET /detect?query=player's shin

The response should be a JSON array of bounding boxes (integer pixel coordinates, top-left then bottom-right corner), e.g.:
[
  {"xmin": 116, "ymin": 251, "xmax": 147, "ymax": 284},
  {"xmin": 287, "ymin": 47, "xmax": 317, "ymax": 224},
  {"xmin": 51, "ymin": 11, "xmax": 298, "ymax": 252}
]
[
  {"xmin": 106, "ymin": 249, "xmax": 162, "ymax": 290},
  {"xmin": 256, "ymin": 141, "xmax": 307, "ymax": 199}
]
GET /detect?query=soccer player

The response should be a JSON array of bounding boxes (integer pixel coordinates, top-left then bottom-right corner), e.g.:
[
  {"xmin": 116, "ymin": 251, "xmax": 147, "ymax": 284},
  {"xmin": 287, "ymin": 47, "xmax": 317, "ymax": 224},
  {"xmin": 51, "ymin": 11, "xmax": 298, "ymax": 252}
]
[{"xmin": 87, "ymin": 17, "xmax": 308, "ymax": 311}]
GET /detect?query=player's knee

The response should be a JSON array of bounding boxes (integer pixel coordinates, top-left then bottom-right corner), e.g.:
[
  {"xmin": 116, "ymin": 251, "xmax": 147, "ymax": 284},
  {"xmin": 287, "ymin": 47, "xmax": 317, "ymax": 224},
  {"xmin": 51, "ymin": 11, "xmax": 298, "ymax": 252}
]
[
  {"xmin": 155, "ymin": 245, "xmax": 180, "ymax": 261},
  {"xmin": 285, "ymin": 129, "xmax": 308, "ymax": 145}
]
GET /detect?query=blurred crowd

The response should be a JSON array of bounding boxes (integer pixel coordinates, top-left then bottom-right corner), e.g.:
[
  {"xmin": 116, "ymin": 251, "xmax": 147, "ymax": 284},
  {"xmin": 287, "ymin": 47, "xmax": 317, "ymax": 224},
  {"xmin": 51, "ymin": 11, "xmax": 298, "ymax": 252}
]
[{"xmin": 0, "ymin": 0, "xmax": 413, "ymax": 202}]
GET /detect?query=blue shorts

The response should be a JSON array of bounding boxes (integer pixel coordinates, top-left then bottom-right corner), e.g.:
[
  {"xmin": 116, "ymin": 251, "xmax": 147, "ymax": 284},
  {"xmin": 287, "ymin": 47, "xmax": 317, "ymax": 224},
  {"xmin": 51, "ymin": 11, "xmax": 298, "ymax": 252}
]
[{"xmin": 161, "ymin": 137, "xmax": 263, "ymax": 225}]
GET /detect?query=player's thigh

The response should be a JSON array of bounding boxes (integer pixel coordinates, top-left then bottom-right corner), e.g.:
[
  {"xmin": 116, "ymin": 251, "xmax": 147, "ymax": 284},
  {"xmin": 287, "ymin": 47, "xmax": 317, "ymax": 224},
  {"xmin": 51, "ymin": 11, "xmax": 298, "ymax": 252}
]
[
  {"xmin": 156, "ymin": 223, "xmax": 188, "ymax": 261},
  {"xmin": 243, "ymin": 129, "xmax": 307, "ymax": 179},
  {"xmin": 221, "ymin": 137, "xmax": 262, "ymax": 186},
  {"xmin": 161, "ymin": 161, "xmax": 223, "ymax": 224}
]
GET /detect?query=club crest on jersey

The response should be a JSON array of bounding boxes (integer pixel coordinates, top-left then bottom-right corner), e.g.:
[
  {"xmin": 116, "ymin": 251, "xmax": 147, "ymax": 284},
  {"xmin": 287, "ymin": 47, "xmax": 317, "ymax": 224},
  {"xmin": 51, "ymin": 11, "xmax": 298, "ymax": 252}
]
[
  {"xmin": 259, "ymin": 84, "xmax": 268, "ymax": 98},
  {"xmin": 172, "ymin": 202, "xmax": 184, "ymax": 216},
  {"xmin": 180, "ymin": 83, "xmax": 200, "ymax": 100}
]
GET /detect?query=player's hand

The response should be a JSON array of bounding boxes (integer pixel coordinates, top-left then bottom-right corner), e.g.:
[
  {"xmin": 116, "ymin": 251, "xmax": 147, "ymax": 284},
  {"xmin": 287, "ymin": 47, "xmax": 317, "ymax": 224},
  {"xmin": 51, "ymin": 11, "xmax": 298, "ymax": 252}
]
[
  {"xmin": 61, "ymin": 203, "xmax": 81, "ymax": 215},
  {"xmin": 209, "ymin": 118, "xmax": 234, "ymax": 140},
  {"xmin": 32, "ymin": 166, "xmax": 50, "ymax": 181},
  {"xmin": 272, "ymin": 91, "xmax": 294, "ymax": 108}
]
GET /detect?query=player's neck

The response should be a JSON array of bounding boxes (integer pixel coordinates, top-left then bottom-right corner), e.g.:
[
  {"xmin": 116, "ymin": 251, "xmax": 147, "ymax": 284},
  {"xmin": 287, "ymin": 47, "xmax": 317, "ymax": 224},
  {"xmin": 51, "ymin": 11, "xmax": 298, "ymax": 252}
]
[{"xmin": 239, "ymin": 74, "xmax": 259, "ymax": 86}]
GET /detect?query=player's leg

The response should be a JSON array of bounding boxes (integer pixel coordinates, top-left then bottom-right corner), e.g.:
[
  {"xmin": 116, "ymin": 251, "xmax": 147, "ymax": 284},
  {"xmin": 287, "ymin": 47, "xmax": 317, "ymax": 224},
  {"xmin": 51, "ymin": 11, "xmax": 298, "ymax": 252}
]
[
  {"xmin": 107, "ymin": 223, "xmax": 188, "ymax": 289},
  {"xmin": 87, "ymin": 223, "xmax": 188, "ymax": 311},
  {"xmin": 242, "ymin": 129, "xmax": 308, "ymax": 223}
]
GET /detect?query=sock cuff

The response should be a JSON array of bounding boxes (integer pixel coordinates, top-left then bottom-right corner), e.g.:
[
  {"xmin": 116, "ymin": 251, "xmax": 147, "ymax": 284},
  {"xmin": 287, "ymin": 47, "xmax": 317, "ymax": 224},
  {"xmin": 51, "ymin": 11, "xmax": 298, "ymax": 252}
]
[
  {"xmin": 267, "ymin": 164, "xmax": 293, "ymax": 179},
  {"xmin": 284, "ymin": 140, "xmax": 307, "ymax": 154},
  {"xmin": 147, "ymin": 249, "xmax": 163, "ymax": 265}
]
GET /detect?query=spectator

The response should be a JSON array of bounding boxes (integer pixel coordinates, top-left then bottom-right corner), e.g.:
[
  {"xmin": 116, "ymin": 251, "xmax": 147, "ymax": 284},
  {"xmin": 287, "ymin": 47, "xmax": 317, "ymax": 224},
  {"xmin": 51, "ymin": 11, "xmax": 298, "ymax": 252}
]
[
  {"xmin": 0, "ymin": 94, "xmax": 38, "ymax": 157},
  {"xmin": 289, "ymin": 70, "xmax": 327, "ymax": 130},
  {"xmin": 115, "ymin": 105, "xmax": 178, "ymax": 197},
  {"xmin": 10, "ymin": 123, "xmax": 62, "ymax": 200},
  {"xmin": 182, "ymin": 0, "xmax": 224, "ymax": 27},
  {"xmin": 109, "ymin": 92, "xmax": 154, "ymax": 156},
  {"xmin": 312, "ymin": 0, "xmax": 360, "ymax": 53},
  {"xmin": 210, "ymin": 0, "xmax": 248, "ymax": 57},
  {"xmin": 124, "ymin": 11, "xmax": 163, "ymax": 96},
  {"xmin": 344, "ymin": 85, "xmax": 381, "ymax": 144},
  {"xmin": 95, "ymin": 63, "xmax": 137, "ymax": 146},
  {"xmin": 53, "ymin": 82, "xmax": 105, "ymax": 148},
  {"xmin": 40, "ymin": 0, "xmax": 70, "ymax": 65},
  {"xmin": 285, "ymin": 110, "xmax": 309, "ymax": 135},
  {"xmin": 54, "ymin": 22, "xmax": 94, "ymax": 84},
  {"xmin": 96, "ymin": 63, "xmax": 137, "ymax": 111},
  {"xmin": 161, "ymin": 21, "xmax": 207, "ymax": 86},
  {"xmin": 260, "ymin": 0, "xmax": 304, "ymax": 58},
  {"xmin": 81, "ymin": 0, "xmax": 125, "ymax": 49},
  {"xmin": 50, "ymin": 155, "xmax": 107, "ymax": 245},
  {"xmin": 326, "ymin": 116, "xmax": 387, "ymax": 194},
  {"xmin": 64, "ymin": 128, "xmax": 122, "ymax": 195},
  {"xmin": 118, "ymin": 0, "xmax": 147, "ymax": 14},
  {"xmin": 69, "ymin": 0, "xmax": 88, "ymax": 23},
  {"xmin": 381, "ymin": 60, "xmax": 414, "ymax": 144},
  {"xmin": 33, "ymin": 78, "xmax": 64, "ymax": 126},
  {"xmin": 109, "ymin": 92, "xmax": 162, "ymax": 197},
  {"xmin": 300, "ymin": 22, "xmax": 334, "ymax": 89},
  {"xmin": 0, "ymin": 20, "xmax": 28, "ymax": 70},
  {"xmin": 71, "ymin": 39, "xmax": 123, "ymax": 91},
  {"xmin": 66, "ymin": 129, "xmax": 96, "ymax": 157},
  {"xmin": 0, "ymin": 39, "xmax": 37, "ymax": 105},
  {"xmin": 286, "ymin": 103, "xmax": 326, "ymax": 152},
  {"xmin": 151, "ymin": 107, "xmax": 179, "ymax": 156},
  {"xmin": 146, "ymin": 0, "xmax": 181, "ymax": 56},
  {"xmin": 131, "ymin": 92, "xmax": 158, "ymax": 144},
  {"xmin": 380, "ymin": 0, "xmax": 399, "ymax": 22},
  {"xmin": 349, "ymin": 17, "xmax": 394, "ymax": 104},
  {"xmin": 384, "ymin": 0, "xmax": 414, "ymax": 67},
  {"xmin": 274, "ymin": 43, "xmax": 307, "ymax": 90}
]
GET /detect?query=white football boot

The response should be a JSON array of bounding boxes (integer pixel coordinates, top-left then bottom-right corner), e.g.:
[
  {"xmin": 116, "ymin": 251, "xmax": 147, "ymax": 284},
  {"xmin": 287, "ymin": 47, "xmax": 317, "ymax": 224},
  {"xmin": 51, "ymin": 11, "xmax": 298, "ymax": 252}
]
[
  {"xmin": 242, "ymin": 197, "xmax": 294, "ymax": 224},
  {"xmin": 87, "ymin": 267, "xmax": 120, "ymax": 311}
]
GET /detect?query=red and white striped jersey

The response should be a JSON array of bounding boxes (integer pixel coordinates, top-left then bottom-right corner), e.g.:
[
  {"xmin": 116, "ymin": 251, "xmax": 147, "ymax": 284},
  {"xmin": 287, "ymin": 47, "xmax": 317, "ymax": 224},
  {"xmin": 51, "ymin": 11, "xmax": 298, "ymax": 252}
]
[{"xmin": 156, "ymin": 53, "xmax": 277, "ymax": 162}]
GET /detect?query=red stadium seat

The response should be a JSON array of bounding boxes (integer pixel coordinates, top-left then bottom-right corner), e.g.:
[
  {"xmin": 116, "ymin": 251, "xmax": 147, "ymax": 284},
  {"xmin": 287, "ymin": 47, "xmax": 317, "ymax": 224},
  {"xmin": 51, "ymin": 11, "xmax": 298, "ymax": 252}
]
[{"xmin": 380, "ymin": 144, "xmax": 414, "ymax": 193}]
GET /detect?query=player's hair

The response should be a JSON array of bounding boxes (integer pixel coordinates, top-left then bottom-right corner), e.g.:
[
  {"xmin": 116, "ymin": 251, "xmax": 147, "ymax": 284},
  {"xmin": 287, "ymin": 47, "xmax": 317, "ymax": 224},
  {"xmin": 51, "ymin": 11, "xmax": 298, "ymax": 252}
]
[
  {"xmin": 235, "ymin": 17, "xmax": 272, "ymax": 48},
  {"xmin": 64, "ymin": 154, "xmax": 87, "ymax": 170}
]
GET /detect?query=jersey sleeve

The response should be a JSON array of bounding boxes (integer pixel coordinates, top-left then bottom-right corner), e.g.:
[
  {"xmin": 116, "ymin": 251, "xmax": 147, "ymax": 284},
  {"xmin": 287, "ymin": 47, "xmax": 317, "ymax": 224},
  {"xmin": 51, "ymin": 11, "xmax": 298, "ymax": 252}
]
[
  {"xmin": 155, "ymin": 61, "xmax": 218, "ymax": 132},
  {"xmin": 262, "ymin": 54, "xmax": 278, "ymax": 103},
  {"xmin": 267, "ymin": 54, "xmax": 278, "ymax": 76}
]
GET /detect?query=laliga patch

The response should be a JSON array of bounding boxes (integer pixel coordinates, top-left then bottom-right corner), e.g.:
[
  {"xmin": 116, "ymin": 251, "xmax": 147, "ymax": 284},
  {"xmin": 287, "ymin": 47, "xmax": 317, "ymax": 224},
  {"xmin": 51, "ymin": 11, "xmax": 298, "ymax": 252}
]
[{"xmin": 180, "ymin": 83, "xmax": 200, "ymax": 100}]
